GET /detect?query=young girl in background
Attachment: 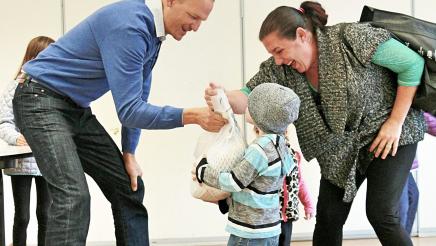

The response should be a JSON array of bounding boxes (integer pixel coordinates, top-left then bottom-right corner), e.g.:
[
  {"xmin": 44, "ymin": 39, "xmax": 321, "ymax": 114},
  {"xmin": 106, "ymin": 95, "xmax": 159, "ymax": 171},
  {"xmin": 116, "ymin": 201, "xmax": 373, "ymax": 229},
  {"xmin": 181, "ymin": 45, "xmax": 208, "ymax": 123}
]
[
  {"xmin": 0, "ymin": 36, "xmax": 54, "ymax": 246},
  {"xmin": 279, "ymin": 127, "xmax": 315, "ymax": 245}
]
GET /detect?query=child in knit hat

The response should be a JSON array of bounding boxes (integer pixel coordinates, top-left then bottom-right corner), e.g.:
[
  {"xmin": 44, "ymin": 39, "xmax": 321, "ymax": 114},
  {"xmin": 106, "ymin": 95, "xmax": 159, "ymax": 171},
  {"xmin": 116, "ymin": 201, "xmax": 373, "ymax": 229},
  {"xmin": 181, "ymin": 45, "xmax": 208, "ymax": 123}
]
[{"xmin": 195, "ymin": 83, "xmax": 300, "ymax": 245}]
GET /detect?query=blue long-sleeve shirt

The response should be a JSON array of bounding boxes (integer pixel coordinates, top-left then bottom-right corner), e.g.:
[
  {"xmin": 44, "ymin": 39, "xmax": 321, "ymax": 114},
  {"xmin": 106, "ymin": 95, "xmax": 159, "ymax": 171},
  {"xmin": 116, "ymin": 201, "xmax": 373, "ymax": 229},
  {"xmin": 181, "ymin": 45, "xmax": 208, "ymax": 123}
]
[{"xmin": 23, "ymin": 0, "xmax": 183, "ymax": 153}]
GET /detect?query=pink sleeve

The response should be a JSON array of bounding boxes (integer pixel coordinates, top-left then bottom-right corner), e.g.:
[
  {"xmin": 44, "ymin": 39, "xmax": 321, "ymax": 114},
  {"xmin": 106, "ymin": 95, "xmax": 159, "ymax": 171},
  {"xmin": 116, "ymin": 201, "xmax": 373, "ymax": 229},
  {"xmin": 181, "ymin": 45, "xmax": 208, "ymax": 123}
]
[
  {"xmin": 424, "ymin": 112, "xmax": 436, "ymax": 136},
  {"xmin": 295, "ymin": 151, "xmax": 315, "ymax": 215}
]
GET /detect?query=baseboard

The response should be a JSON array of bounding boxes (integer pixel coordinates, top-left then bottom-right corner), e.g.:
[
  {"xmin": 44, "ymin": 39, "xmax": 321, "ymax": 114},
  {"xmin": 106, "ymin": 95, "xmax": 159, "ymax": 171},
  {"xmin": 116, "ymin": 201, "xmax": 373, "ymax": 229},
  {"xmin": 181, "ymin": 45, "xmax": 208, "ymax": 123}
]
[
  {"xmin": 419, "ymin": 227, "xmax": 436, "ymax": 237},
  {"xmin": 290, "ymin": 230, "xmax": 378, "ymax": 241},
  {"xmin": 74, "ymin": 229, "xmax": 435, "ymax": 246},
  {"xmin": 144, "ymin": 230, "xmax": 377, "ymax": 245},
  {"xmin": 151, "ymin": 236, "xmax": 227, "ymax": 245}
]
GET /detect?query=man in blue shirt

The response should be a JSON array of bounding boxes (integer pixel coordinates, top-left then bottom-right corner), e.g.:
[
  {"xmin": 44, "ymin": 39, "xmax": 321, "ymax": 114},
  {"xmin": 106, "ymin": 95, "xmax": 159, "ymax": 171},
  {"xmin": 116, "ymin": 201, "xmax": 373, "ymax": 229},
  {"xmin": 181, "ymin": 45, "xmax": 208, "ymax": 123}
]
[{"xmin": 13, "ymin": 0, "xmax": 223, "ymax": 245}]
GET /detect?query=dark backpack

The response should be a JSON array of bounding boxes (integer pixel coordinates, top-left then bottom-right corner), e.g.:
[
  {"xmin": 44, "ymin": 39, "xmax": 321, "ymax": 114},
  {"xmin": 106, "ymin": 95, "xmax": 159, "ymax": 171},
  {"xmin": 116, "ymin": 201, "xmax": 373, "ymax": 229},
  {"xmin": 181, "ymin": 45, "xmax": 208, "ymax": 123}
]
[{"xmin": 359, "ymin": 6, "xmax": 436, "ymax": 116}]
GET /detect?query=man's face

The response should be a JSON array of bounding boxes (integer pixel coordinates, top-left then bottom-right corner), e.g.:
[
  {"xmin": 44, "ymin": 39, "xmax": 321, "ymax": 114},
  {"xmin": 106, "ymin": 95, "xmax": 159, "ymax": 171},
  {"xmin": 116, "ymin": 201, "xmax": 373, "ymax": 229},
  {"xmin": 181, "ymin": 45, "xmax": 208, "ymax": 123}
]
[{"xmin": 163, "ymin": 0, "xmax": 214, "ymax": 41}]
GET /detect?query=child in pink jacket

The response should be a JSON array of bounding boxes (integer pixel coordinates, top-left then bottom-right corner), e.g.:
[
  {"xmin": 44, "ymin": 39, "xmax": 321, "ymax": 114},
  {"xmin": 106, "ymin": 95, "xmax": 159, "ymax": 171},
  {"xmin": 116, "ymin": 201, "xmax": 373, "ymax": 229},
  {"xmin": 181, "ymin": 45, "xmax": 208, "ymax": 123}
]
[{"xmin": 279, "ymin": 135, "xmax": 315, "ymax": 246}]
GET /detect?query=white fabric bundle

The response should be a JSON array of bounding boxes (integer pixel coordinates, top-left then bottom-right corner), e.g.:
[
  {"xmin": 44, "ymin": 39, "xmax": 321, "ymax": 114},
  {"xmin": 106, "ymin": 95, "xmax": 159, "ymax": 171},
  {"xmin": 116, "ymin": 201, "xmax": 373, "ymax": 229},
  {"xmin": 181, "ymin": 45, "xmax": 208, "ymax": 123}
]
[{"xmin": 191, "ymin": 89, "xmax": 246, "ymax": 202}]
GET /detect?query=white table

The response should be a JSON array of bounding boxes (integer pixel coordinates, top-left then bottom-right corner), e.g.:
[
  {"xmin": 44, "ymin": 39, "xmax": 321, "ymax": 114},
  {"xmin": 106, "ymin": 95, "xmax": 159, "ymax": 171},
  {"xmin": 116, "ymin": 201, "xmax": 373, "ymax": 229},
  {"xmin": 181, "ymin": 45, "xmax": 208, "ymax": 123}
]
[{"xmin": 0, "ymin": 145, "xmax": 32, "ymax": 246}]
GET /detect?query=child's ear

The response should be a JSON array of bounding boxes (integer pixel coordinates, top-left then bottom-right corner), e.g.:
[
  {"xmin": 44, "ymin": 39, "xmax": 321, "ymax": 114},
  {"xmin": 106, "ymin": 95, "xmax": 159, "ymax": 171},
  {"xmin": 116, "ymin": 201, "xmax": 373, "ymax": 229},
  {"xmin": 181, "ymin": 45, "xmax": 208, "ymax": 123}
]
[{"xmin": 254, "ymin": 126, "xmax": 260, "ymax": 135}]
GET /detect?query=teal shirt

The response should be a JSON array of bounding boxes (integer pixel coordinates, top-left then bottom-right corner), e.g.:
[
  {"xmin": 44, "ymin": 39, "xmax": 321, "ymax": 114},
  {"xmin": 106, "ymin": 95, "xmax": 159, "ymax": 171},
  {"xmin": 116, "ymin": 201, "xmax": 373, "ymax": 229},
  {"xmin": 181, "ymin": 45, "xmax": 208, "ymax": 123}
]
[{"xmin": 372, "ymin": 38, "xmax": 424, "ymax": 86}]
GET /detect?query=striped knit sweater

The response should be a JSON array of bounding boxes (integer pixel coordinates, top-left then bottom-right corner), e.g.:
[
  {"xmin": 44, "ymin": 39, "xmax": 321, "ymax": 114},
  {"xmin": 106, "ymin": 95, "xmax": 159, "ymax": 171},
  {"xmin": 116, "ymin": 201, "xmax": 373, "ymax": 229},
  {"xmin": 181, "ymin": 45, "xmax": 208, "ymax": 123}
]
[{"xmin": 200, "ymin": 134, "xmax": 294, "ymax": 239}]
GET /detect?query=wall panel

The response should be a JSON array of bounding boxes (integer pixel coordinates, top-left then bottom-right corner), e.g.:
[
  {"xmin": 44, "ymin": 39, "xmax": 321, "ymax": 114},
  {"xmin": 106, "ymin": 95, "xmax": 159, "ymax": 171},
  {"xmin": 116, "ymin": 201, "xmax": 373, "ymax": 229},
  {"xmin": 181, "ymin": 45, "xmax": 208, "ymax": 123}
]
[
  {"xmin": 0, "ymin": 1, "xmax": 62, "ymax": 244},
  {"xmin": 414, "ymin": 0, "xmax": 436, "ymax": 236},
  {"xmin": 1, "ymin": 0, "xmax": 435, "ymax": 244}
]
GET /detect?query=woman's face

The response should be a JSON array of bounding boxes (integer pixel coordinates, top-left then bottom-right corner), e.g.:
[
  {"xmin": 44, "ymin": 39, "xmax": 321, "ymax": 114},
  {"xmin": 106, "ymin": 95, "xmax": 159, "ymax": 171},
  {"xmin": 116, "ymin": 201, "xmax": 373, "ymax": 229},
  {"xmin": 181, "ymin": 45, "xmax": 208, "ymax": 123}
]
[{"xmin": 261, "ymin": 28, "xmax": 315, "ymax": 73}]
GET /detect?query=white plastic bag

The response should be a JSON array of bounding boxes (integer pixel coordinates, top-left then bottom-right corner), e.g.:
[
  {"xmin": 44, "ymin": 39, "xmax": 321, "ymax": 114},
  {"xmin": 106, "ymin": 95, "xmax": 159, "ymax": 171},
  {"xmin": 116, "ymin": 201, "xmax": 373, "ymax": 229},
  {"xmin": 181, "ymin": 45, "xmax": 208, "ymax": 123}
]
[{"xmin": 191, "ymin": 89, "xmax": 246, "ymax": 202}]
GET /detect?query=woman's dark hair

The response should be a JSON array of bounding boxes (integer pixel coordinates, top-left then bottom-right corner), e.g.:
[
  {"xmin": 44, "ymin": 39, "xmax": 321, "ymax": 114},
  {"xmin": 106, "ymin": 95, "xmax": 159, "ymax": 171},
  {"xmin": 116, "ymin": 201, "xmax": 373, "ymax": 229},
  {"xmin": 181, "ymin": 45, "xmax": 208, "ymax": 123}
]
[
  {"xmin": 15, "ymin": 36, "xmax": 55, "ymax": 79},
  {"xmin": 259, "ymin": 1, "xmax": 328, "ymax": 41}
]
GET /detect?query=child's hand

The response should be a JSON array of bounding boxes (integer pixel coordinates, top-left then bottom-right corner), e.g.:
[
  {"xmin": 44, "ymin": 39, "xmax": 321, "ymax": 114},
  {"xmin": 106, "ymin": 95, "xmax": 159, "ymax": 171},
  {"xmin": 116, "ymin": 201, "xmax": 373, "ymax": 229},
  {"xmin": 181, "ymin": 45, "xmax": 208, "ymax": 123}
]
[
  {"xmin": 191, "ymin": 166, "xmax": 197, "ymax": 181},
  {"xmin": 304, "ymin": 211, "xmax": 315, "ymax": 220},
  {"xmin": 16, "ymin": 134, "xmax": 28, "ymax": 146},
  {"xmin": 193, "ymin": 157, "xmax": 209, "ymax": 183},
  {"xmin": 16, "ymin": 69, "xmax": 28, "ymax": 84}
]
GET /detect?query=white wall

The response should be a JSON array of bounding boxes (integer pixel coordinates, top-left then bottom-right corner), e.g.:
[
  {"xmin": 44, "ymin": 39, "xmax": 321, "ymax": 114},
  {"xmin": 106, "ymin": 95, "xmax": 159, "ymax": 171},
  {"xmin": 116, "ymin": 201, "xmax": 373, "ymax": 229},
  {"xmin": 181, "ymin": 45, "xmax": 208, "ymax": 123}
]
[
  {"xmin": 1, "ymin": 0, "xmax": 435, "ymax": 244},
  {"xmin": 0, "ymin": 1, "xmax": 62, "ymax": 89},
  {"xmin": 0, "ymin": 1, "xmax": 62, "ymax": 244}
]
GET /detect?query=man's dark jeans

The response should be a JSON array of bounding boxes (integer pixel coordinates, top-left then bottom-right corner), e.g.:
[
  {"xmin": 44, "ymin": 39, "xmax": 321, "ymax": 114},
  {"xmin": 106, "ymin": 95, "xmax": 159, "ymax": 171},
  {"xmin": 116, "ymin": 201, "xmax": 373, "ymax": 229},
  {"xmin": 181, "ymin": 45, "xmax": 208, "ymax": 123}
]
[
  {"xmin": 13, "ymin": 81, "xmax": 149, "ymax": 246},
  {"xmin": 313, "ymin": 144, "xmax": 417, "ymax": 246}
]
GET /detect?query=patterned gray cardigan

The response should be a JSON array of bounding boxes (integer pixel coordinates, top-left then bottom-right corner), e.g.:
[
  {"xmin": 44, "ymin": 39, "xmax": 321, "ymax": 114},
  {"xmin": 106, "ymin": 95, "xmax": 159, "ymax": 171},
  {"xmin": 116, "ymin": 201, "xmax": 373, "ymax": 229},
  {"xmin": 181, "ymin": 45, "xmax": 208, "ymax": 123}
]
[{"xmin": 246, "ymin": 23, "xmax": 426, "ymax": 202}]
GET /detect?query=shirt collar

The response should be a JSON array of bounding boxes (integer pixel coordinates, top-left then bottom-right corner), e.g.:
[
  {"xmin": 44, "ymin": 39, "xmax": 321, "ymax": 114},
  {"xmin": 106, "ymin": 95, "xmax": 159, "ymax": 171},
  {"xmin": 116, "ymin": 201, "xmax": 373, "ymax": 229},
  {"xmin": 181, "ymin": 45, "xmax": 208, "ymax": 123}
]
[{"xmin": 146, "ymin": 0, "xmax": 166, "ymax": 41}]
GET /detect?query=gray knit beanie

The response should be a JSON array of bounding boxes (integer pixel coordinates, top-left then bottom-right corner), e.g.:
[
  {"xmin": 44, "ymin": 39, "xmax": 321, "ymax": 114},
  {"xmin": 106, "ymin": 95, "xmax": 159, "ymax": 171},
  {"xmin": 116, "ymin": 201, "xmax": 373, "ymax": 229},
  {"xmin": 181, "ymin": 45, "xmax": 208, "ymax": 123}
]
[{"xmin": 248, "ymin": 83, "xmax": 300, "ymax": 134}]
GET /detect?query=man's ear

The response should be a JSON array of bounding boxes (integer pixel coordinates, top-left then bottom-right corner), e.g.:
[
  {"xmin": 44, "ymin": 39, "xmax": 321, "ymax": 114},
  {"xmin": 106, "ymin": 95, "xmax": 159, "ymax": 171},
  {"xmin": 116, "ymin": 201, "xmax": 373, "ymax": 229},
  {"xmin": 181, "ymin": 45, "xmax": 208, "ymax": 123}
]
[{"xmin": 166, "ymin": 0, "xmax": 176, "ymax": 8}]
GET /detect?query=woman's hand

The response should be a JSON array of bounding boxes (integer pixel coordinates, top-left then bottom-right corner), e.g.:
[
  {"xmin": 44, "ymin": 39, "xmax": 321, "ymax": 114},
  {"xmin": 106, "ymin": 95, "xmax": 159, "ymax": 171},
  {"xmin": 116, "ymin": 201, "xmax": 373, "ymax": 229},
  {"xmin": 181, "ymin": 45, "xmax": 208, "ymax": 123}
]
[
  {"xmin": 369, "ymin": 85, "xmax": 417, "ymax": 159},
  {"xmin": 204, "ymin": 82, "xmax": 223, "ymax": 109},
  {"xmin": 123, "ymin": 152, "xmax": 143, "ymax": 191},
  {"xmin": 369, "ymin": 118, "xmax": 402, "ymax": 159}
]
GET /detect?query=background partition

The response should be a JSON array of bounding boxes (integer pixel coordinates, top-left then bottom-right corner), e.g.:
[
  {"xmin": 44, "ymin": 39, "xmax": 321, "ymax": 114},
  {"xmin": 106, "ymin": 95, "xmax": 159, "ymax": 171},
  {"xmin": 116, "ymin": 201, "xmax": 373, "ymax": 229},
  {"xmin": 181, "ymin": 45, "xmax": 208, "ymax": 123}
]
[
  {"xmin": 414, "ymin": 0, "xmax": 436, "ymax": 237},
  {"xmin": 0, "ymin": 1, "xmax": 62, "ymax": 244},
  {"xmin": 0, "ymin": 0, "xmax": 435, "ymax": 244}
]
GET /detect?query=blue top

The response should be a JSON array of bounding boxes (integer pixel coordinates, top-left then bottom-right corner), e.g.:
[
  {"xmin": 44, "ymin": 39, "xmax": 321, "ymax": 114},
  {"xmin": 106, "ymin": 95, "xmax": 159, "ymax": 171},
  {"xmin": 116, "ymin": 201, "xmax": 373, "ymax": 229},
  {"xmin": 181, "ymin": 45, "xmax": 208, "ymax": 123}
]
[{"xmin": 23, "ymin": 0, "xmax": 183, "ymax": 154}]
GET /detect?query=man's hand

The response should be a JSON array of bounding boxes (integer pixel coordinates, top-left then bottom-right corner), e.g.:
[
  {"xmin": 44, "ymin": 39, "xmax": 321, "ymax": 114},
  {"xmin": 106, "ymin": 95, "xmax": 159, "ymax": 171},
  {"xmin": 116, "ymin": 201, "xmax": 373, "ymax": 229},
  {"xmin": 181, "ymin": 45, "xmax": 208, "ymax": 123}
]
[
  {"xmin": 16, "ymin": 134, "xmax": 28, "ymax": 146},
  {"xmin": 182, "ymin": 107, "xmax": 227, "ymax": 132},
  {"xmin": 123, "ymin": 152, "xmax": 143, "ymax": 191}
]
